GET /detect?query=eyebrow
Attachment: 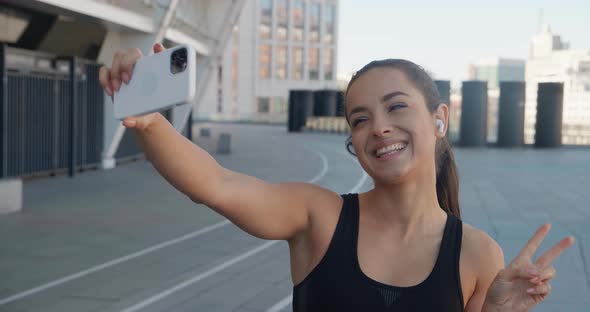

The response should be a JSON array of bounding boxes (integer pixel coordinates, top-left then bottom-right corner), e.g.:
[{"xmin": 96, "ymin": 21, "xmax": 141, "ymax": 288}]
[
  {"xmin": 347, "ymin": 91, "xmax": 409, "ymax": 119},
  {"xmin": 381, "ymin": 91, "xmax": 409, "ymax": 102}
]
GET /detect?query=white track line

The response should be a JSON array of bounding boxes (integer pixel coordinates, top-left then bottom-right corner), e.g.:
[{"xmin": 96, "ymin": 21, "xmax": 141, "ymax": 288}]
[
  {"xmin": 0, "ymin": 133, "xmax": 329, "ymax": 307},
  {"xmin": 116, "ymin": 148, "xmax": 330, "ymax": 311},
  {"xmin": 120, "ymin": 240, "xmax": 280, "ymax": 312},
  {"xmin": 0, "ymin": 220, "xmax": 230, "ymax": 305},
  {"xmin": 266, "ymin": 294, "xmax": 293, "ymax": 312},
  {"xmin": 264, "ymin": 149, "xmax": 369, "ymax": 312}
]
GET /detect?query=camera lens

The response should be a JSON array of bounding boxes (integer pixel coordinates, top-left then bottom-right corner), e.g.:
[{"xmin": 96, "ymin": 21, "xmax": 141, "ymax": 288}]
[{"xmin": 170, "ymin": 48, "xmax": 188, "ymax": 74}]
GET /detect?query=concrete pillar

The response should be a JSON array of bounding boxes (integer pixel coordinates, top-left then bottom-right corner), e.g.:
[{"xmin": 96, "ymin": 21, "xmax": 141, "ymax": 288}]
[
  {"xmin": 535, "ymin": 83, "xmax": 563, "ymax": 148},
  {"xmin": 460, "ymin": 81, "xmax": 488, "ymax": 147},
  {"xmin": 497, "ymin": 81, "xmax": 525, "ymax": 147},
  {"xmin": 0, "ymin": 179, "xmax": 22, "ymax": 214}
]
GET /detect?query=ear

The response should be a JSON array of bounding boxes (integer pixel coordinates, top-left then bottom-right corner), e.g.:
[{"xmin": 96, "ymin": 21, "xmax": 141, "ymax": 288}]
[{"xmin": 434, "ymin": 103, "xmax": 449, "ymax": 138}]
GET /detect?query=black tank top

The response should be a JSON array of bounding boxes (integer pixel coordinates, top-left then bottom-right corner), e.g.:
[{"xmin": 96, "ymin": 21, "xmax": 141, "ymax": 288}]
[{"xmin": 293, "ymin": 193, "xmax": 464, "ymax": 311}]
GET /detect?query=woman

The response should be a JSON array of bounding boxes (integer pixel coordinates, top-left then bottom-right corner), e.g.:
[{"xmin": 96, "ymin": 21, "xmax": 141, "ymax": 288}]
[{"xmin": 99, "ymin": 44, "xmax": 574, "ymax": 311}]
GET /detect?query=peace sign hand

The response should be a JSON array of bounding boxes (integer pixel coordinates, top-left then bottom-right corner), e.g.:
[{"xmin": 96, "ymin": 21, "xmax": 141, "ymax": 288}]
[{"xmin": 483, "ymin": 224, "xmax": 575, "ymax": 312}]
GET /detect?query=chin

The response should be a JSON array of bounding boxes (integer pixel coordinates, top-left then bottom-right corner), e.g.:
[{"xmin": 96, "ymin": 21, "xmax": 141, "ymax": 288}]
[{"xmin": 372, "ymin": 166, "xmax": 412, "ymax": 185}]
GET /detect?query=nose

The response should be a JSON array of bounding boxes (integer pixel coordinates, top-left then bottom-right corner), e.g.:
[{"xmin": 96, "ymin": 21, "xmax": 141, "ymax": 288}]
[{"xmin": 371, "ymin": 115, "xmax": 393, "ymax": 137}]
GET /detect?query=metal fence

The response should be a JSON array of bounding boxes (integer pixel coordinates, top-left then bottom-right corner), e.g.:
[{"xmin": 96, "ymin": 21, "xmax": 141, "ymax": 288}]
[{"xmin": 0, "ymin": 45, "xmax": 104, "ymax": 178}]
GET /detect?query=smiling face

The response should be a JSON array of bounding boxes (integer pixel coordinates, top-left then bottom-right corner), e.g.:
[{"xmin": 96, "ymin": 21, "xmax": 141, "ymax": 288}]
[{"xmin": 345, "ymin": 67, "xmax": 445, "ymax": 185}]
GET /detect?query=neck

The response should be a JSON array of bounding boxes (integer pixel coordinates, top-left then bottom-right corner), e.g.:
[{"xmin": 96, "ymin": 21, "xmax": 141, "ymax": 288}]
[{"xmin": 365, "ymin": 169, "xmax": 446, "ymax": 239}]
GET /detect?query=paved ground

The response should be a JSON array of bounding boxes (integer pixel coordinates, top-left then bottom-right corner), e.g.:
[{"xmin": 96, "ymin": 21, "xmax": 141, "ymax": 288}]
[{"xmin": 0, "ymin": 123, "xmax": 589, "ymax": 311}]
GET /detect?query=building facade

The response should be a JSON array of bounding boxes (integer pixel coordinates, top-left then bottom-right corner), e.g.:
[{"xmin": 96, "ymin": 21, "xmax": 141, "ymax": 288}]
[
  {"xmin": 196, "ymin": 0, "xmax": 340, "ymax": 123},
  {"xmin": 525, "ymin": 24, "xmax": 590, "ymax": 145}
]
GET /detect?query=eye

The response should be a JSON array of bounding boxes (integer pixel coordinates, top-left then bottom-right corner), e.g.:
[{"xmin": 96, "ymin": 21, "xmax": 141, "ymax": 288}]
[
  {"xmin": 388, "ymin": 103, "xmax": 407, "ymax": 112},
  {"xmin": 352, "ymin": 118, "xmax": 367, "ymax": 127}
]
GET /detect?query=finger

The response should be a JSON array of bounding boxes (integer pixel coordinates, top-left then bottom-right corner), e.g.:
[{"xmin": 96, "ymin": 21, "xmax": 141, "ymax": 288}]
[
  {"xmin": 122, "ymin": 118, "xmax": 137, "ymax": 129},
  {"xmin": 518, "ymin": 223, "xmax": 551, "ymax": 260},
  {"xmin": 120, "ymin": 48, "xmax": 143, "ymax": 83},
  {"xmin": 110, "ymin": 51, "xmax": 123, "ymax": 91},
  {"xmin": 535, "ymin": 236, "xmax": 576, "ymax": 268},
  {"xmin": 530, "ymin": 266, "xmax": 556, "ymax": 284},
  {"xmin": 527, "ymin": 282, "xmax": 551, "ymax": 295},
  {"xmin": 98, "ymin": 66, "xmax": 113, "ymax": 96},
  {"xmin": 503, "ymin": 262, "xmax": 541, "ymax": 280},
  {"xmin": 153, "ymin": 43, "xmax": 165, "ymax": 54}
]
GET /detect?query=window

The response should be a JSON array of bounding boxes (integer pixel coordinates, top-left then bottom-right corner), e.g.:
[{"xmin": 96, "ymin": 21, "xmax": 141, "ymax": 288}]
[
  {"xmin": 276, "ymin": 0, "xmax": 288, "ymax": 41},
  {"xmin": 324, "ymin": 48, "xmax": 334, "ymax": 80},
  {"xmin": 324, "ymin": 4, "xmax": 335, "ymax": 43},
  {"xmin": 276, "ymin": 45, "xmax": 288, "ymax": 79},
  {"xmin": 292, "ymin": 47, "xmax": 304, "ymax": 80},
  {"xmin": 309, "ymin": 3, "xmax": 320, "ymax": 43},
  {"xmin": 273, "ymin": 97, "xmax": 288, "ymax": 113},
  {"xmin": 258, "ymin": 44, "xmax": 271, "ymax": 79},
  {"xmin": 258, "ymin": 97, "xmax": 270, "ymax": 113},
  {"xmin": 259, "ymin": 0, "xmax": 272, "ymax": 39},
  {"xmin": 309, "ymin": 48, "xmax": 319, "ymax": 80},
  {"xmin": 292, "ymin": 0, "xmax": 305, "ymax": 42}
]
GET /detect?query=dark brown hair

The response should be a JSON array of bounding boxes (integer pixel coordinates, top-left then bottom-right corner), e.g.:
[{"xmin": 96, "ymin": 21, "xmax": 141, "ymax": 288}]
[{"xmin": 344, "ymin": 59, "xmax": 460, "ymax": 218}]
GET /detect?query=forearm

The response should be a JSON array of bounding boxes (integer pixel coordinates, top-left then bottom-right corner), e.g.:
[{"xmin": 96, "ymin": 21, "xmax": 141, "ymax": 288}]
[{"xmin": 132, "ymin": 113, "xmax": 225, "ymax": 204}]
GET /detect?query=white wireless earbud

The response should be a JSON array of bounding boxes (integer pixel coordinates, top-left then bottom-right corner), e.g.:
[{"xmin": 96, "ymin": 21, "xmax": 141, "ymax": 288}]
[{"xmin": 436, "ymin": 119, "xmax": 445, "ymax": 134}]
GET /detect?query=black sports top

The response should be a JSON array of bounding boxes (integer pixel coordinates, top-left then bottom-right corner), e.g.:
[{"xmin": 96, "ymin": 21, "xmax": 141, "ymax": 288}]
[{"xmin": 292, "ymin": 193, "xmax": 464, "ymax": 311}]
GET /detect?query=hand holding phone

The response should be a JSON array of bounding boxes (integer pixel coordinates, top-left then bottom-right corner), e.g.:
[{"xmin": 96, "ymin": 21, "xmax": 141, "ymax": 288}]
[{"xmin": 98, "ymin": 43, "xmax": 196, "ymax": 130}]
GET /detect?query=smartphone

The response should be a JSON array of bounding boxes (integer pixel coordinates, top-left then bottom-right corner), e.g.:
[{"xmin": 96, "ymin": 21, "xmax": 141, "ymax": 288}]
[{"xmin": 113, "ymin": 44, "xmax": 196, "ymax": 120}]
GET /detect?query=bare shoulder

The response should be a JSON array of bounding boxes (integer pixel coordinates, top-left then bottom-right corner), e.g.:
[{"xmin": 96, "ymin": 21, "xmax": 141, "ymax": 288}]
[
  {"xmin": 462, "ymin": 222, "xmax": 505, "ymax": 273},
  {"xmin": 277, "ymin": 181, "xmax": 342, "ymax": 211},
  {"xmin": 277, "ymin": 182, "xmax": 343, "ymax": 224}
]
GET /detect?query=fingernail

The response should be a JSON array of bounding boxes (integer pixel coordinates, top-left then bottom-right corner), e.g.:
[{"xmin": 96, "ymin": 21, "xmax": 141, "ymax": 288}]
[
  {"xmin": 530, "ymin": 277, "xmax": 540, "ymax": 283},
  {"xmin": 122, "ymin": 72, "xmax": 130, "ymax": 84},
  {"xmin": 113, "ymin": 78, "xmax": 121, "ymax": 91},
  {"xmin": 527, "ymin": 288, "xmax": 535, "ymax": 294},
  {"xmin": 126, "ymin": 120, "xmax": 136, "ymax": 127}
]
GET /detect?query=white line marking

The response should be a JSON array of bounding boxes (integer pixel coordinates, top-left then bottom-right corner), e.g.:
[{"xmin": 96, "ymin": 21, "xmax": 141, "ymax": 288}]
[
  {"xmin": 0, "ymin": 135, "xmax": 329, "ymax": 306},
  {"xmin": 307, "ymin": 149, "xmax": 329, "ymax": 184},
  {"xmin": 120, "ymin": 240, "xmax": 281, "ymax": 312},
  {"xmin": 0, "ymin": 220, "xmax": 231, "ymax": 305},
  {"xmin": 116, "ymin": 148, "xmax": 330, "ymax": 311},
  {"xmin": 266, "ymin": 294, "xmax": 293, "ymax": 312}
]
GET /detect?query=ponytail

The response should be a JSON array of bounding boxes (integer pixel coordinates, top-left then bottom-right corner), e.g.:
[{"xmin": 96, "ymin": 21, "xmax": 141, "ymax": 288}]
[{"xmin": 435, "ymin": 137, "xmax": 460, "ymax": 217}]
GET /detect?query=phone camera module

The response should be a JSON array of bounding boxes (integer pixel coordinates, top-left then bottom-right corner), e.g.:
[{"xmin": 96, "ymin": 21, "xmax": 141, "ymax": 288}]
[{"xmin": 170, "ymin": 48, "xmax": 188, "ymax": 74}]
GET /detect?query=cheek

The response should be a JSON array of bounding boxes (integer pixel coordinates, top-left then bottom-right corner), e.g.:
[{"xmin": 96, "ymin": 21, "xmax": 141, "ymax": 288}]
[
  {"xmin": 409, "ymin": 126, "xmax": 436, "ymax": 157},
  {"xmin": 351, "ymin": 135, "xmax": 363, "ymax": 155}
]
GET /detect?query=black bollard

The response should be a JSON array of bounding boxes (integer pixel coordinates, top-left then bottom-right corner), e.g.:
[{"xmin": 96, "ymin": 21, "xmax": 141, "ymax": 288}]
[
  {"xmin": 535, "ymin": 83, "xmax": 563, "ymax": 148},
  {"xmin": 288, "ymin": 90, "xmax": 314, "ymax": 132},
  {"xmin": 460, "ymin": 81, "xmax": 488, "ymax": 147},
  {"xmin": 497, "ymin": 81, "xmax": 525, "ymax": 147},
  {"xmin": 313, "ymin": 90, "xmax": 338, "ymax": 117},
  {"xmin": 336, "ymin": 90, "xmax": 345, "ymax": 117}
]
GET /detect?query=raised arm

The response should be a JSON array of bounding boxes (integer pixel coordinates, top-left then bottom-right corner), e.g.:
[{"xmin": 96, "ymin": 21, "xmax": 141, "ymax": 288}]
[{"xmin": 99, "ymin": 44, "xmax": 325, "ymax": 241}]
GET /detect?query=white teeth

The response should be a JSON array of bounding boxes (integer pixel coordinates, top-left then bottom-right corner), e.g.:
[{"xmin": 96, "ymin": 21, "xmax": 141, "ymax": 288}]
[{"xmin": 375, "ymin": 143, "xmax": 407, "ymax": 157}]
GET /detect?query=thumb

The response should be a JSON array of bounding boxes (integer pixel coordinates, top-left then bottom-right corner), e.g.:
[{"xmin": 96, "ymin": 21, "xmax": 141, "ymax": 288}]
[{"xmin": 123, "ymin": 118, "xmax": 137, "ymax": 128}]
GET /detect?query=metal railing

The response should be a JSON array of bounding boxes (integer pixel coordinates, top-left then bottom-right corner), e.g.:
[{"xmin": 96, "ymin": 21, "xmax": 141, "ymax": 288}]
[{"xmin": 0, "ymin": 45, "xmax": 104, "ymax": 178}]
